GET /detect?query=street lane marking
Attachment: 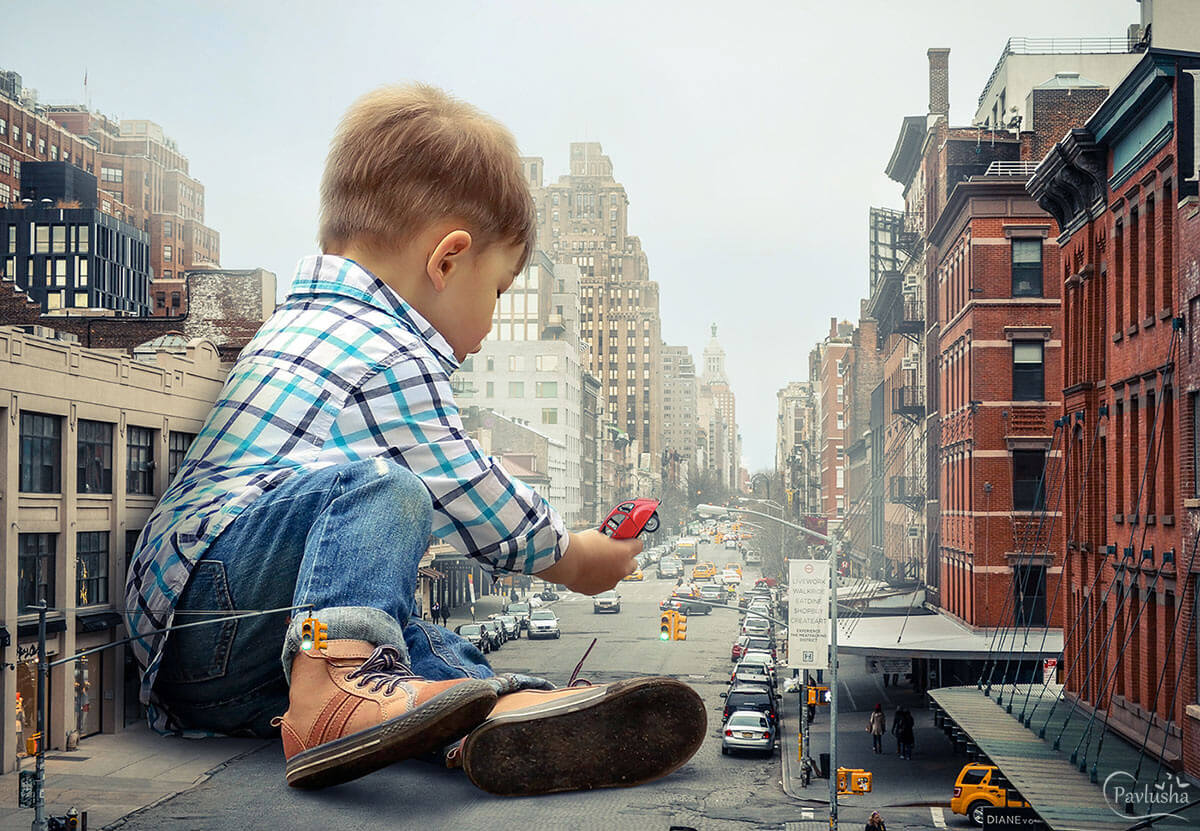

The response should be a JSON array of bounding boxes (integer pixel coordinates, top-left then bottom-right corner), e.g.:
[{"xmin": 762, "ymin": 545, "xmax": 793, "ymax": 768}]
[
  {"xmin": 931, "ymin": 807, "xmax": 946, "ymax": 828},
  {"xmin": 801, "ymin": 809, "xmax": 814, "ymax": 819},
  {"xmin": 841, "ymin": 680, "xmax": 857, "ymax": 712}
]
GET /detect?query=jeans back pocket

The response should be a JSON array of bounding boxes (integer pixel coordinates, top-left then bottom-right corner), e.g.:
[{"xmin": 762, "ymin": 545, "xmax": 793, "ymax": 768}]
[{"xmin": 158, "ymin": 560, "xmax": 238, "ymax": 684}]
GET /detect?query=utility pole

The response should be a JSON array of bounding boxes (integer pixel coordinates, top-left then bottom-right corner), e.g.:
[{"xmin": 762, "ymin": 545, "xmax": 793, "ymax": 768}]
[
  {"xmin": 32, "ymin": 602, "xmax": 47, "ymax": 831},
  {"xmin": 697, "ymin": 503, "xmax": 839, "ymax": 830}
]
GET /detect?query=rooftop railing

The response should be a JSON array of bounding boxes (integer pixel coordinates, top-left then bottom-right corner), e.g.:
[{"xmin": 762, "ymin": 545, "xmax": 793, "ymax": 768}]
[
  {"xmin": 977, "ymin": 36, "xmax": 1134, "ymax": 109},
  {"xmin": 983, "ymin": 160, "xmax": 1041, "ymax": 178}
]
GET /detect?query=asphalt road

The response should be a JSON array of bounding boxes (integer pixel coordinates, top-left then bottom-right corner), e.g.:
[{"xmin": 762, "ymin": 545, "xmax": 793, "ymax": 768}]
[{"xmin": 114, "ymin": 542, "xmax": 970, "ymax": 831}]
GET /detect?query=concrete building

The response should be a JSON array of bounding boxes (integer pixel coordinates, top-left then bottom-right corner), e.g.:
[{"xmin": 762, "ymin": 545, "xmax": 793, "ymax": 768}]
[
  {"xmin": 454, "ymin": 253, "xmax": 584, "ymax": 525},
  {"xmin": 661, "ymin": 344, "xmax": 697, "ymax": 492},
  {"xmin": 0, "ymin": 325, "xmax": 229, "ymax": 770},
  {"xmin": 841, "ymin": 309, "xmax": 884, "ymax": 577},
  {"xmin": 3, "ymin": 162, "xmax": 151, "ymax": 315},
  {"xmin": 522, "ymin": 144, "xmax": 663, "ymax": 504},
  {"xmin": 699, "ymin": 325, "xmax": 740, "ymax": 491}
]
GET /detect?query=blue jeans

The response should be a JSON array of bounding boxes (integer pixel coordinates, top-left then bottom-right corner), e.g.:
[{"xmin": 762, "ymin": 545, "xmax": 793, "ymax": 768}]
[{"xmin": 154, "ymin": 458, "xmax": 496, "ymax": 736}]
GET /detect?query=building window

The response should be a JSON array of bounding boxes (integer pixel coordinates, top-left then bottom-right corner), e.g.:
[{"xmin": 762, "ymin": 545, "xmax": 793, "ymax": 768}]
[
  {"xmin": 1012, "ymin": 239, "xmax": 1042, "ymax": 297},
  {"xmin": 1012, "ymin": 449, "xmax": 1046, "ymax": 511},
  {"xmin": 486, "ymin": 356, "xmax": 495, "ymax": 372},
  {"xmin": 156, "ymin": 292, "xmax": 166, "ymax": 310},
  {"xmin": 542, "ymin": 408, "xmax": 558, "ymax": 425},
  {"xmin": 18, "ymin": 534, "xmax": 55, "ymax": 613},
  {"xmin": 168, "ymin": 431, "xmax": 195, "ymax": 479},
  {"xmin": 836, "ymin": 412, "xmax": 844, "ymax": 430},
  {"xmin": 1013, "ymin": 563, "xmax": 1046, "ymax": 626},
  {"xmin": 171, "ymin": 292, "xmax": 180, "ymax": 308},
  {"xmin": 486, "ymin": 381, "xmax": 494, "ymax": 398},
  {"xmin": 77, "ymin": 419, "xmax": 113, "ymax": 494},
  {"xmin": 536, "ymin": 381, "xmax": 558, "ymax": 398},
  {"xmin": 19, "ymin": 412, "xmax": 62, "ymax": 493},
  {"xmin": 460, "ymin": 356, "xmax": 474, "ymax": 373},
  {"xmin": 164, "ymin": 245, "xmax": 172, "ymax": 262},
  {"xmin": 126, "ymin": 426, "xmax": 155, "ymax": 495},
  {"xmin": 1012, "ymin": 341, "xmax": 1044, "ymax": 401},
  {"xmin": 508, "ymin": 381, "xmax": 525, "ymax": 398},
  {"xmin": 76, "ymin": 531, "xmax": 109, "ymax": 606},
  {"xmin": 508, "ymin": 355, "xmax": 524, "ymax": 372},
  {"xmin": 536, "ymin": 355, "xmax": 560, "ymax": 371},
  {"xmin": 100, "ymin": 166, "xmax": 123, "ymax": 183},
  {"xmin": 163, "ymin": 220, "xmax": 172, "ymax": 237}
]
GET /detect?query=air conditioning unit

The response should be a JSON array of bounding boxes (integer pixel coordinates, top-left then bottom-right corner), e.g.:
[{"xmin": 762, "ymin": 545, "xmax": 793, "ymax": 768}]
[
  {"xmin": 907, "ymin": 526, "xmax": 920, "ymax": 538},
  {"xmin": 901, "ymin": 356, "xmax": 917, "ymax": 371}
]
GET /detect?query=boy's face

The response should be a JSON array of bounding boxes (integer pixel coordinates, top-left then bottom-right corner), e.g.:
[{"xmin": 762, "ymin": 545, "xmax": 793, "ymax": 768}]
[{"xmin": 438, "ymin": 237, "xmax": 525, "ymax": 362}]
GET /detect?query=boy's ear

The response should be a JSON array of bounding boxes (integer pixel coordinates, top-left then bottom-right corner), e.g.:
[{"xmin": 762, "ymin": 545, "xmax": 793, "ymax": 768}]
[{"xmin": 425, "ymin": 229, "xmax": 473, "ymax": 292}]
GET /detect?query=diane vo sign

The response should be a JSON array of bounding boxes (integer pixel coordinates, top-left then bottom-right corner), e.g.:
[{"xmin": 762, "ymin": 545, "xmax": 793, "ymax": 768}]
[{"xmin": 788, "ymin": 559, "xmax": 830, "ymax": 671}]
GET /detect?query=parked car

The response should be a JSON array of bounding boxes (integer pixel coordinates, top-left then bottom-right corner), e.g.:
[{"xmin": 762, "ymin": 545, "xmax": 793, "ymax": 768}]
[
  {"xmin": 950, "ymin": 764, "xmax": 1031, "ymax": 826},
  {"xmin": 455, "ymin": 623, "xmax": 491, "ymax": 653},
  {"xmin": 721, "ymin": 685, "xmax": 778, "ymax": 725},
  {"xmin": 593, "ymin": 590, "xmax": 622, "ymax": 614},
  {"xmin": 657, "ymin": 556, "xmax": 683, "ymax": 579},
  {"xmin": 742, "ymin": 616, "xmax": 772, "ymax": 637},
  {"xmin": 732, "ymin": 635, "xmax": 777, "ymax": 662},
  {"xmin": 479, "ymin": 621, "xmax": 504, "ymax": 649},
  {"xmin": 734, "ymin": 657, "xmax": 777, "ymax": 688},
  {"xmin": 527, "ymin": 609, "xmax": 561, "ymax": 639},
  {"xmin": 492, "ymin": 614, "xmax": 520, "ymax": 639},
  {"xmin": 721, "ymin": 709, "xmax": 776, "ymax": 757},
  {"xmin": 505, "ymin": 601, "xmax": 531, "ymax": 631},
  {"xmin": 697, "ymin": 583, "xmax": 725, "ymax": 604}
]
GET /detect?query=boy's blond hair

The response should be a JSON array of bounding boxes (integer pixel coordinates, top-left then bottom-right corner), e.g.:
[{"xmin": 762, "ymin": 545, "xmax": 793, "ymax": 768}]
[{"xmin": 320, "ymin": 83, "xmax": 534, "ymax": 267}]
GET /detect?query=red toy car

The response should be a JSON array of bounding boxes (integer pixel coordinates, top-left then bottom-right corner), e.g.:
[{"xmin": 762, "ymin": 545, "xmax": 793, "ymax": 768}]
[{"xmin": 599, "ymin": 498, "xmax": 661, "ymax": 539}]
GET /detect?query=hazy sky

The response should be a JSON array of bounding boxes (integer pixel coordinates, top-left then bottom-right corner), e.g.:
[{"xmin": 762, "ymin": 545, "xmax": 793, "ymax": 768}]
[{"xmin": 7, "ymin": 0, "xmax": 1139, "ymax": 472}]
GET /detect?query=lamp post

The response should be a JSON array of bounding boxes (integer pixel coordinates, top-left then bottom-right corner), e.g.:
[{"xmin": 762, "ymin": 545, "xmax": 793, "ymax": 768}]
[{"xmin": 698, "ymin": 504, "xmax": 839, "ymax": 830}]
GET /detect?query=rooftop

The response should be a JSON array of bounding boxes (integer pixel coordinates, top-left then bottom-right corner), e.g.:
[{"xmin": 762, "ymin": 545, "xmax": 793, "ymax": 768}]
[{"xmin": 978, "ymin": 36, "xmax": 1135, "ymax": 109}]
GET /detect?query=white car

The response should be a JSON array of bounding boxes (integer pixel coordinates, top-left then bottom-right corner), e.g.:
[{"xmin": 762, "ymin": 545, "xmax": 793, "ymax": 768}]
[
  {"xmin": 721, "ymin": 569, "xmax": 742, "ymax": 585},
  {"xmin": 527, "ymin": 609, "xmax": 561, "ymax": 639}
]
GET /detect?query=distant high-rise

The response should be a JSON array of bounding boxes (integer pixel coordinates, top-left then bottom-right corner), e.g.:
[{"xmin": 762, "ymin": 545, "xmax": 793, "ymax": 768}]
[
  {"xmin": 700, "ymin": 324, "xmax": 739, "ymax": 490},
  {"xmin": 661, "ymin": 344, "xmax": 698, "ymax": 488},
  {"xmin": 522, "ymin": 143, "xmax": 664, "ymax": 501}
]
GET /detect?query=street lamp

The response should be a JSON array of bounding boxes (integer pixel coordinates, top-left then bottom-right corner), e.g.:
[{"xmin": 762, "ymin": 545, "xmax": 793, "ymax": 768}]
[{"xmin": 697, "ymin": 504, "xmax": 841, "ymax": 830}]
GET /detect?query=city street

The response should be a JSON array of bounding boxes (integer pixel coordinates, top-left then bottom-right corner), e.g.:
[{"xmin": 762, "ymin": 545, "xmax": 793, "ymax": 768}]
[{"xmin": 111, "ymin": 542, "xmax": 968, "ymax": 831}]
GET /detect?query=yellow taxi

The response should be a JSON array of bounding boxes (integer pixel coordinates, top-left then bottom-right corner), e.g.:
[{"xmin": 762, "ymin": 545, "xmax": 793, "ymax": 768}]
[
  {"xmin": 622, "ymin": 568, "xmax": 644, "ymax": 582},
  {"xmin": 950, "ymin": 763, "xmax": 1031, "ymax": 826},
  {"xmin": 724, "ymin": 563, "xmax": 743, "ymax": 577},
  {"xmin": 692, "ymin": 562, "xmax": 717, "ymax": 580}
]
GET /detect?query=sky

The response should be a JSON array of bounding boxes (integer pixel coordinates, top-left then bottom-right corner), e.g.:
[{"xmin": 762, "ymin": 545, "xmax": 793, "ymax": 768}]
[{"xmin": 7, "ymin": 0, "xmax": 1140, "ymax": 472}]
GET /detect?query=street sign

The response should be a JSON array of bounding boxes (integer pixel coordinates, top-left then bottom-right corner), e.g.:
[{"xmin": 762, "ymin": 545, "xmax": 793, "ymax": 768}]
[
  {"xmin": 981, "ymin": 807, "xmax": 1048, "ymax": 831},
  {"xmin": 18, "ymin": 770, "xmax": 34, "ymax": 807},
  {"xmin": 787, "ymin": 559, "xmax": 830, "ymax": 670},
  {"xmin": 1042, "ymin": 658, "xmax": 1057, "ymax": 684}
]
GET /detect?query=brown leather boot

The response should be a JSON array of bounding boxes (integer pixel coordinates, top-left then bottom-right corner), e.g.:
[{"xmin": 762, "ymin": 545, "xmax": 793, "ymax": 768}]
[
  {"xmin": 280, "ymin": 640, "xmax": 496, "ymax": 789},
  {"xmin": 457, "ymin": 677, "xmax": 706, "ymax": 796}
]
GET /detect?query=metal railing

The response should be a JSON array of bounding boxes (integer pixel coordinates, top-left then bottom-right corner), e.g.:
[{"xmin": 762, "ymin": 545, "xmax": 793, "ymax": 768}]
[
  {"xmin": 984, "ymin": 160, "xmax": 1041, "ymax": 178},
  {"xmin": 977, "ymin": 36, "xmax": 1133, "ymax": 109}
]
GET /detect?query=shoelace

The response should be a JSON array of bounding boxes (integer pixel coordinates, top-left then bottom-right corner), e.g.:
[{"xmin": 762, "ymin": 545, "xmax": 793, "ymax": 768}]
[
  {"xmin": 566, "ymin": 637, "xmax": 598, "ymax": 687},
  {"xmin": 345, "ymin": 644, "xmax": 421, "ymax": 695}
]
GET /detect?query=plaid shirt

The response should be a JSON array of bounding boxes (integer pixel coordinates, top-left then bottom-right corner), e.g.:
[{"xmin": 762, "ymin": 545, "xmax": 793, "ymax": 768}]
[{"xmin": 125, "ymin": 255, "xmax": 568, "ymax": 729}]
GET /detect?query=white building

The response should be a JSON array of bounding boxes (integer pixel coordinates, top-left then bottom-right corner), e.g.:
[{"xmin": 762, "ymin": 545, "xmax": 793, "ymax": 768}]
[{"xmin": 454, "ymin": 254, "xmax": 585, "ymax": 525}]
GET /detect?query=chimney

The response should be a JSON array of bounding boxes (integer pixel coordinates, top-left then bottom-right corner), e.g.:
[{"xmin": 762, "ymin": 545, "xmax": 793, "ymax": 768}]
[
  {"xmin": 830, "ymin": 316, "xmax": 837, "ymax": 338},
  {"xmin": 928, "ymin": 48, "xmax": 950, "ymax": 121}
]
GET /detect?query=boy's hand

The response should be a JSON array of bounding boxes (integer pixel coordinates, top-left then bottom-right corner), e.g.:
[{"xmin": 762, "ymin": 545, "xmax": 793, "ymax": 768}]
[{"xmin": 536, "ymin": 530, "xmax": 642, "ymax": 595}]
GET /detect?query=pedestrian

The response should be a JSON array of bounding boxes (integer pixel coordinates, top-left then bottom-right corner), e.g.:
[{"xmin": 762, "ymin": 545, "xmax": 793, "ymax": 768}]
[
  {"xmin": 441, "ymin": 606, "xmax": 451, "ymax": 629},
  {"xmin": 430, "ymin": 600, "xmax": 441, "ymax": 624},
  {"xmin": 470, "ymin": 603, "xmax": 476, "ymax": 622},
  {"xmin": 123, "ymin": 84, "xmax": 706, "ymax": 797},
  {"xmin": 865, "ymin": 810, "xmax": 886, "ymax": 831},
  {"xmin": 897, "ymin": 707, "xmax": 915, "ymax": 760},
  {"xmin": 867, "ymin": 704, "xmax": 886, "ymax": 754},
  {"xmin": 890, "ymin": 706, "xmax": 903, "ymax": 755}
]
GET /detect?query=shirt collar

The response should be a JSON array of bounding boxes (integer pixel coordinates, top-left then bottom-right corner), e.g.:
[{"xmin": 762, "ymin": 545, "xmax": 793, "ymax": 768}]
[{"xmin": 289, "ymin": 254, "xmax": 460, "ymax": 374}]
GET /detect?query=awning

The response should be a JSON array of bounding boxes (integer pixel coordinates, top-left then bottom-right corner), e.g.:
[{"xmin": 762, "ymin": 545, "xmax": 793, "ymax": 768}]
[
  {"xmin": 930, "ymin": 685, "xmax": 1200, "ymax": 831},
  {"xmin": 418, "ymin": 566, "xmax": 445, "ymax": 580},
  {"xmin": 838, "ymin": 608, "xmax": 1062, "ymax": 660}
]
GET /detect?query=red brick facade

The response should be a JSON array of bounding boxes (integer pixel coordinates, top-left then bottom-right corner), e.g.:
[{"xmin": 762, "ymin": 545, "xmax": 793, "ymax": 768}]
[
  {"xmin": 1029, "ymin": 50, "xmax": 1200, "ymax": 776},
  {"xmin": 929, "ymin": 182, "xmax": 1064, "ymax": 629}
]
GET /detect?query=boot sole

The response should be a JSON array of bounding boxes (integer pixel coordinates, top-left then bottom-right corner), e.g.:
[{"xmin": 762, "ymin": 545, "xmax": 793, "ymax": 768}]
[
  {"xmin": 286, "ymin": 680, "xmax": 497, "ymax": 789},
  {"xmin": 461, "ymin": 676, "xmax": 707, "ymax": 796}
]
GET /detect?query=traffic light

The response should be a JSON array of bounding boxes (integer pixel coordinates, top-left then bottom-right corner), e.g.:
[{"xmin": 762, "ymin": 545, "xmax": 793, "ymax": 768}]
[
  {"xmin": 807, "ymin": 685, "xmax": 832, "ymax": 705},
  {"xmin": 673, "ymin": 612, "xmax": 688, "ymax": 641},
  {"xmin": 314, "ymin": 620, "xmax": 329, "ymax": 651},
  {"xmin": 25, "ymin": 732, "xmax": 40, "ymax": 756},
  {"xmin": 300, "ymin": 617, "xmax": 317, "ymax": 651},
  {"xmin": 660, "ymin": 612, "xmax": 673, "ymax": 641}
]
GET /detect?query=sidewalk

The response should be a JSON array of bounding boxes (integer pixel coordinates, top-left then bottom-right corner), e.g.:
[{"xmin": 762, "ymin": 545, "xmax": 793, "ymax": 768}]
[
  {"xmin": 0, "ymin": 725, "xmax": 270, "ymax": 830},
  {"xmin": 0, "ymin": 594, "xmax": 534, "ymax": 830},
  {"xmin": 779, "ymin": 684, "xmax": 963, "ymax": 809}
]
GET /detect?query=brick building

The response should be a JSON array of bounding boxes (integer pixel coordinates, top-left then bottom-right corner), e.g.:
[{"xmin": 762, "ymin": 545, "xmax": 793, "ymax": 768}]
[
  {"xmin": 1030, "ymin": 47, "xmax": 1200, "ymax": 778},
  {"xmin": 812, "ymin": 318, "xmax": 852, "ymax": 530},
  {"xmin": 841, "ymin": 307, "xmax": 883, "ymax": 576},
  {"xmin": 0, "ymin": 78, "xmax": 98, "ymax": 208},
  {"xmin": 928, "ymin": 170, "xmax": 1065, "ymax": 629}
]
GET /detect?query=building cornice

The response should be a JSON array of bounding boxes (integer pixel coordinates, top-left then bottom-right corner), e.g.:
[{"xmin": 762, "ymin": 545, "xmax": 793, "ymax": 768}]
[{"xmin": 1027, "ymin": 128, "xmax": 1108, "ymax": 240}]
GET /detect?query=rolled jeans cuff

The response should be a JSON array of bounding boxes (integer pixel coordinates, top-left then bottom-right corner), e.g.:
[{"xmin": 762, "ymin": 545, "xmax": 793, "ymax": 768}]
[{"xmin": 281, "ymin": 606, "xmax": 409, "ymax": 684}]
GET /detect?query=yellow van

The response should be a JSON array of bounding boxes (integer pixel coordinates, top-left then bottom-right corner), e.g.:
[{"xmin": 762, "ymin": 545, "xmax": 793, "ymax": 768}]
[{"xmin": 950, "ymin": 763, "xmax": 1031, "ymax": 826}]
